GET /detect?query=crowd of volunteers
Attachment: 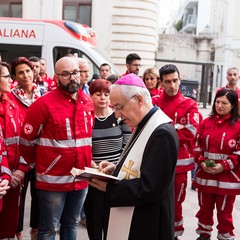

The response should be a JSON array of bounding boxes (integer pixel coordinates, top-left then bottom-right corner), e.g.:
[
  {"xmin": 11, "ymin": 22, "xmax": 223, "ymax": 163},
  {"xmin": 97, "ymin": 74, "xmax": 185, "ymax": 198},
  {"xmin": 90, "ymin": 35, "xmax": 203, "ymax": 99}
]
[{"xmin": 0, "ymin": 52, "xmax": 240, "ymax": 240}]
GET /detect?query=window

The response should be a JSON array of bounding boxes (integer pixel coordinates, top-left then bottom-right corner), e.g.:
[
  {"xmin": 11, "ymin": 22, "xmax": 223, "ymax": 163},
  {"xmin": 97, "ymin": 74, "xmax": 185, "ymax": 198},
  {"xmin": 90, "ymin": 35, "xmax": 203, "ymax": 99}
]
[
  {"xmin": 0, "ymin": 0, "xmax": 22, "ymax": 18},
  {"xmin": 63, "ymin": 0, "xmax": 92, "ymax": 26},
  {"xmin": 0, "ymin": 44, "xmax": 41, "ymax": 65},
  {"xmin": 53, "ymin": 46, "xmax": 98, "ymax": 80}
]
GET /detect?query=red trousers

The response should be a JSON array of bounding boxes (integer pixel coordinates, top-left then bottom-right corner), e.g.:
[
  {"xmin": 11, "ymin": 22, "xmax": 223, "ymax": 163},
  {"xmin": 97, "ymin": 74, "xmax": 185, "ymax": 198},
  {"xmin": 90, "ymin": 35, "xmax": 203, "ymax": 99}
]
[
  {"xmin": 196, "ymin": 190, "xmax": 235, "ymax": 239},
  {"xmin": 0, "ymin": 198, "xmax": 2, "ymax": 212},
  {"xmin": 174, "ymin": 172, "xmax": 187, "ymax": 237},
  {"xmin": 0, "ymin": 186, "xmax": 21, "ymax": 238}
]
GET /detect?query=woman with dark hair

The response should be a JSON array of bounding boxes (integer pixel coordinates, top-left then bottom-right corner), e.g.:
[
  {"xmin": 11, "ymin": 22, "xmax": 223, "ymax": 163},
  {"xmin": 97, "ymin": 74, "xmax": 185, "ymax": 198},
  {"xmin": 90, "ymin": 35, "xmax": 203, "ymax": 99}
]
[
  {"xmin": 0, "ymin": 62, "xmax": 23, "ymax": 238},
  {"xmin": 9, "ymin": 56, "xmax": 42, "ymax": 115},
  {"xmin": 9, "ymin": 56, "xmax": 42, "ymax": 240},
  {"xmin": 193, "ymin": 89, "xmax": 240, "ymax": 240},
  {"xmin": 84, "ymin": 79, "xmax": 131, "ymax": 240}
]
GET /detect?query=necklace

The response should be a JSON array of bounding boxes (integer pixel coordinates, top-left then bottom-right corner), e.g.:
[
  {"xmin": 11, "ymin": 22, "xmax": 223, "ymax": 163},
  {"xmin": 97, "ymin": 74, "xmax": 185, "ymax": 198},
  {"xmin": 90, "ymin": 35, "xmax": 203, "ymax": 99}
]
[
  {"xmin": 95, "ymin": 108, "xmax": 113, "ymax": 122},
  {"xmin": 95, "ymin": 115, "xmax": 109, "ymax": 122}
]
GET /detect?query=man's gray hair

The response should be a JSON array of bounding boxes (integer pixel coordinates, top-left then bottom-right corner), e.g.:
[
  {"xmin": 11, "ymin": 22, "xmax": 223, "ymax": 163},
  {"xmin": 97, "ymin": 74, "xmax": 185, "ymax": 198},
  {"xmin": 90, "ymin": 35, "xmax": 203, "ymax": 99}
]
[
  {"xmin": 227, "ymin": 67, "xmax": 238, "ymax": 73},
  {"xmin": 76, "ymin": 57, "xmax": 89, "ymax": 66},
  {"xmin": 110, "ymin": 84, "xmax": 152, "ymax": 105}
]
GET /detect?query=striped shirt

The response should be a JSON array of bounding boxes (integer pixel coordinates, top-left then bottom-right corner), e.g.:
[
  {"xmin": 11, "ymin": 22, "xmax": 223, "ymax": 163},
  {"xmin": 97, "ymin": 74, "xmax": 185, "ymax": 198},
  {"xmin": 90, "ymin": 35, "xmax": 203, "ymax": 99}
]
[{"xmin": 92, "ymin": 113, "xmax": 132, "ymax": 164}]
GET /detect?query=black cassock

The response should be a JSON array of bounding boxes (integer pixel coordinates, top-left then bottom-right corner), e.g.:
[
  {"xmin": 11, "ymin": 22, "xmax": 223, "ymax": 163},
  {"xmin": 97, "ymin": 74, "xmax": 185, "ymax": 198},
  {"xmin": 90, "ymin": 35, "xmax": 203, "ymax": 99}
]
[{"xmin": 106, "ymin": 107, "xmax": 178, "ymax": 240}]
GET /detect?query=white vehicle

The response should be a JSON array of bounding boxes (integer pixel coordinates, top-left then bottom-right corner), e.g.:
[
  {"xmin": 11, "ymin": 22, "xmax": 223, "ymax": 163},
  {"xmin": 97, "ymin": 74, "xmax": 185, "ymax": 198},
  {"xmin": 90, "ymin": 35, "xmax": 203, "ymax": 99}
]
[{"xmin": 0, "ymin": 17, "xmax": 117, "ymax": 78}]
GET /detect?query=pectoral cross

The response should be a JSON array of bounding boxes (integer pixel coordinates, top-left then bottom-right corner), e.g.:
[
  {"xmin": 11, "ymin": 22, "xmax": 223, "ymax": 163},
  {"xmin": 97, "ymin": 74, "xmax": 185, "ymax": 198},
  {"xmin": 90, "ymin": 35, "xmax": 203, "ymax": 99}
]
[{"xmin": 122, "ymin": 160, "xmax": 138, "ymax": 180}]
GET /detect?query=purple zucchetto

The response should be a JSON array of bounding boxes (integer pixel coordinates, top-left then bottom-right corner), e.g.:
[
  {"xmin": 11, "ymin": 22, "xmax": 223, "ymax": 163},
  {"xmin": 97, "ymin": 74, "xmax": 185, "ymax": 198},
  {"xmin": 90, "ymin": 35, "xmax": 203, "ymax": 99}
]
[{"xmin": 115, "ymin": 73, "xmax": 147, "ymax": 89}]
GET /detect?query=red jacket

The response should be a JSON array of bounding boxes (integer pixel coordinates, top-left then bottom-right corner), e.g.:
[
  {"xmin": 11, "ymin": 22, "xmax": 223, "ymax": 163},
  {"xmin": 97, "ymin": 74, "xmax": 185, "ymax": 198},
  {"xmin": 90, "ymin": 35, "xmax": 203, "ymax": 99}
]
[
  {"xmin": 42, "ymin": 74, "xmax": 57, "ymax": 91},
  {"xmin": 150, "ymin": 87, "xmax": 164, "ymax": 97},
  {"xmin": 122, "ymin": 70, "xmax": 130, "ymax": 76},
  {"xmin": 193, "ymin": 115, "xmax": 240, "ymax": 195},
  {"xmin": 0, "ymin": 94, "xmax": 22, "ymax": 178},
  {"xmin": 18, "ymin": 87, "xmax": 94, "ymax": 192},
  {"xmin": 153, "ymin": 91, "xmax": 200, "ymax": 173},
  {"xmin": 0, "ymin": 127, "xmax": 9, "ymax": 180}
]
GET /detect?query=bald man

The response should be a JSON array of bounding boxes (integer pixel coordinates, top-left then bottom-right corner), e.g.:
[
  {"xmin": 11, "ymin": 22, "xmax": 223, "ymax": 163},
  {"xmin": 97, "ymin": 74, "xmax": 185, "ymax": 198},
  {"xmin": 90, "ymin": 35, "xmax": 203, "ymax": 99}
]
[{"xmin": 17, "ymin": 57, "xmax": 94, "ymax": 240}]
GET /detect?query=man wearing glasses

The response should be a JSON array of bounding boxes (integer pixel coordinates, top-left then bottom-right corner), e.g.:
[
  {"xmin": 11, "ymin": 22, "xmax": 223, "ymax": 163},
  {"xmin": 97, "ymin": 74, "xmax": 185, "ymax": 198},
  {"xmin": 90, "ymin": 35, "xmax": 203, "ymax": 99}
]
[
  {"xmin": 89, "ymin": 73, "xmax": 178, "ymax": 240},
  {"xmin": 17, "ymin": 56, "xmax": 94, "ymax": 240},
  {"xmin": 122, "ymin": 53, "xmax": 142, "ymax": 76}
]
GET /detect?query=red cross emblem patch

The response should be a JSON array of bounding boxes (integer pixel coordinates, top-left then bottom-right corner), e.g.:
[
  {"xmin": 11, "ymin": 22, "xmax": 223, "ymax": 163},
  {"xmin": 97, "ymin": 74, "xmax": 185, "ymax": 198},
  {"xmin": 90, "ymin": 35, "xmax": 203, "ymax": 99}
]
[
  {"xmin": 24, "ymin": 123, "xmax": 33, "ymax": 134},
  {"xmin": 228, "ymin": 139, "xmax": 236, "ymax": 148}
]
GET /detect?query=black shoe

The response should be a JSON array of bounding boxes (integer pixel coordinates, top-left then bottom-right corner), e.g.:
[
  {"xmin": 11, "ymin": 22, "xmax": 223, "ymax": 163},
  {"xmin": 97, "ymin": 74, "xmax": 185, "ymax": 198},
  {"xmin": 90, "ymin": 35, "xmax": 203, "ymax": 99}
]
[{"xmin": 196, "ymin": 234, "xmax": 211, "ymax": 240}]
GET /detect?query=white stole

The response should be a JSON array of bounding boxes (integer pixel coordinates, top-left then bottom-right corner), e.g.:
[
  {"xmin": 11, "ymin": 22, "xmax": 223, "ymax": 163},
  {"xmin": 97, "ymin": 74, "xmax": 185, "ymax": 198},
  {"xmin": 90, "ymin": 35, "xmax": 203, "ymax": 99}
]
[{"xmin": 107, "ymin": 108, "xmax": 171, "ymax": 240}]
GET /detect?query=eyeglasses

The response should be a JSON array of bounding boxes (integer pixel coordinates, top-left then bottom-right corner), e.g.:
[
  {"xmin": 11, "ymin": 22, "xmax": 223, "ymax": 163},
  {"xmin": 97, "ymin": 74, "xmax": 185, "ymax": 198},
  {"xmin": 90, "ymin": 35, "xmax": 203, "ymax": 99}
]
[
  {"xmin": 0, "ymin": 75, "xmax": 12, "ymax": 80},
  {"xmin": 56, "ymin": 70, "xmax": 80, "ymax": 80},
  {"xmin": 131, "ymin": 64, "xmax": 142, "ymax": 68},
  {"xmin": 111, "ymin": 95, "xmax": 135, "ymax": 112}
]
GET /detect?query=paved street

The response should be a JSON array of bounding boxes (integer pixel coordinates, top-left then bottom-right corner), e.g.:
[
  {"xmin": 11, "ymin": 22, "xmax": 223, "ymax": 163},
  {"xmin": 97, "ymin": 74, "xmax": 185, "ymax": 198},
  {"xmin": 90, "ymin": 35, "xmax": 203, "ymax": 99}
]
[
  {"xmin": 21, "ymin": 104, "xmax": 240, "ymax": 240},
  {"xmin": 21, "ymin": 174, "xmax": 240, "ymax": 240}
]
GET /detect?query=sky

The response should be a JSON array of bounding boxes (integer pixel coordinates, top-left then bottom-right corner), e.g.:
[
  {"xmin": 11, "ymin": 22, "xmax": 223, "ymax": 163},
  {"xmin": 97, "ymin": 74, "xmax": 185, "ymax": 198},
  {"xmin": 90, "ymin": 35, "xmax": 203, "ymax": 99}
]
[
  {"xmin": 159, "ymin": 0, "xmax": 181, "ymax": 27},
  {"xmin": 159, "ymin": 0, "xmax": 172, "ymax": 26}
]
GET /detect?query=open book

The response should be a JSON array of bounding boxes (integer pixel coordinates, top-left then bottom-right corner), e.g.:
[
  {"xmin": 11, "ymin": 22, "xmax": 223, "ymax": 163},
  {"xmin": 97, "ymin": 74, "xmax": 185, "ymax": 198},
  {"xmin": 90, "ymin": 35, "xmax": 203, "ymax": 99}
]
[{"xmin": 70, "ymin": 167, "xmax": 119, "ymax": 182}]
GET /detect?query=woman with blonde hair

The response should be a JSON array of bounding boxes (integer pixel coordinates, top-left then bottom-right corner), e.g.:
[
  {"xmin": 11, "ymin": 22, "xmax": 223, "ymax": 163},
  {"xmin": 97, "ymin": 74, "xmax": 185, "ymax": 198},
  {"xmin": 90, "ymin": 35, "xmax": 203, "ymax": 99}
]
[{"xmin": 142, "ymin": 67, "xmax": 163, "ymax": 97}]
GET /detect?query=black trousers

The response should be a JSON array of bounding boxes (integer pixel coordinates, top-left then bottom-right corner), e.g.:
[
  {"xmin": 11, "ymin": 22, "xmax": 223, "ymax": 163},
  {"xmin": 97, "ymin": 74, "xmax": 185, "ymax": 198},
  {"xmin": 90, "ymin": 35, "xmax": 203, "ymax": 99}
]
[{"xmin": 85, "ymin": 186, "xmax": 110, "ymax": 240}]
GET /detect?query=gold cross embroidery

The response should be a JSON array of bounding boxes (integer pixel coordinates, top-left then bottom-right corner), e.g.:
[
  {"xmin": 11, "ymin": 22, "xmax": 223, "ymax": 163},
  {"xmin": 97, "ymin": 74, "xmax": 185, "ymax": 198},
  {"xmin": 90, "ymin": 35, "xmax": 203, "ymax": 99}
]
[{"xmin": 122, "ymin": 160, "xmax": 138, "ymax": 180}]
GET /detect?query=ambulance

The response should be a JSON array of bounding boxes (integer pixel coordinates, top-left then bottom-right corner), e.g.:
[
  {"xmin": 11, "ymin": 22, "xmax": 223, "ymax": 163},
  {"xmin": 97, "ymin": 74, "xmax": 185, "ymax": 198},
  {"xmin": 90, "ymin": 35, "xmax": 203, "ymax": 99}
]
[{"xmin": 0, "ymin": 17, "xmax": 117, "ymax": 78}]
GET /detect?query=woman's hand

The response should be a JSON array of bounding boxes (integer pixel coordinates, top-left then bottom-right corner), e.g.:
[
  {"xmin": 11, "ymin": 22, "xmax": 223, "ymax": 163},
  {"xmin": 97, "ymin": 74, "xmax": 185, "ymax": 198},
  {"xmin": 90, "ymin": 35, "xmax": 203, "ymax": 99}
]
[
  {"xmin": 211, "ymin": 163, "xmax": 224, "ymax": 174},
  {"xmin": 200, "ymin": 162, "xmax": 215, "ymax": 174},
  {"xmin": 90, "ymin": 160, "xmax": 98, "ymax": 169},
  {"xmin": 200, "ymin": 162, "xmax": 223, "ymax": 174},
  {"xmin": 98, "ymin": 161, "xmax": 116, "ymax": 175},
  {"xmin": 0, "ymin": 179, "xmax": 10, "ymax": 196},
  {"xmin": 10, "ymin": 170, "xmax": 25, "ymax": 188}
]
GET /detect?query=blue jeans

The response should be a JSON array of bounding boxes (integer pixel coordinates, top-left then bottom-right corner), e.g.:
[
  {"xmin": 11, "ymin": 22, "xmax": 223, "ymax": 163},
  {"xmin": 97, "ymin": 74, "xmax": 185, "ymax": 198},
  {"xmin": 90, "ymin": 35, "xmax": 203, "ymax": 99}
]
[
  {"xmin": 37, "ymin": 188, "xmax": 87, "ymax": 240},
  {"xmin": 80, "ymin": 187, "xmax": 88, "ymax": 221}
]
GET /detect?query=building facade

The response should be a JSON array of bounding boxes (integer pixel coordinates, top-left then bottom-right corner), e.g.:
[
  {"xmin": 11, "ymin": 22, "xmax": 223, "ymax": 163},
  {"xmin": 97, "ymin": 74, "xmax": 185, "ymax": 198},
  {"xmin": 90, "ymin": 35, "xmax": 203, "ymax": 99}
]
[
  {"xmin": 158, "ymin": 0, "xmax": 240, "ymax": 104},
  {"xmin": 0, "ymin": 0, "xmax": 160, "ymax": 75}
]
